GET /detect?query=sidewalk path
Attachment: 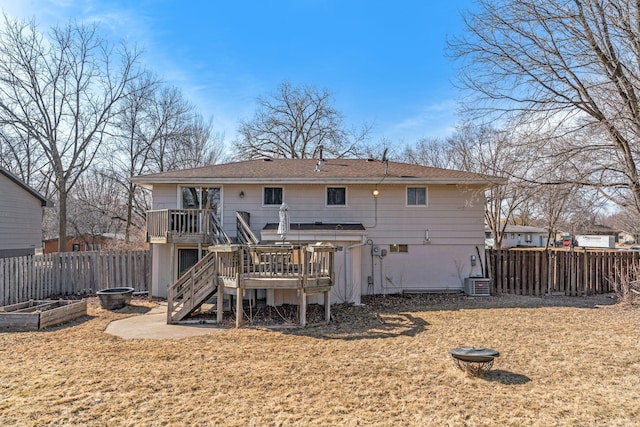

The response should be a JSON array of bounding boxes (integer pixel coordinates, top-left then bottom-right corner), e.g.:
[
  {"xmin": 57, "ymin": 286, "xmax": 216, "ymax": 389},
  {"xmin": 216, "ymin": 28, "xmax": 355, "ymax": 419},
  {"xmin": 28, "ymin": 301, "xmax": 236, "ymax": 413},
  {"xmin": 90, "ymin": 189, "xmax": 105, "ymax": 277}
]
[{"xmin": 105, "ymin": 303, "xmax": 221, "ymax": 339}]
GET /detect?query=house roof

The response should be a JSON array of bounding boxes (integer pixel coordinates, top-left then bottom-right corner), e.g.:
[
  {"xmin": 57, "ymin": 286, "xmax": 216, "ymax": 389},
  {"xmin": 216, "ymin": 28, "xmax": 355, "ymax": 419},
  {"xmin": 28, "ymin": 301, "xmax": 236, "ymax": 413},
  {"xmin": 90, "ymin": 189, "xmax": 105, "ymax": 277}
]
[
  {"xmin": 132, "ymin": 158, "xmax": 505, "ymax": 186},
  {"xmin": 0, "ymin": 167, "xmax": 53, "ymax": 207}
]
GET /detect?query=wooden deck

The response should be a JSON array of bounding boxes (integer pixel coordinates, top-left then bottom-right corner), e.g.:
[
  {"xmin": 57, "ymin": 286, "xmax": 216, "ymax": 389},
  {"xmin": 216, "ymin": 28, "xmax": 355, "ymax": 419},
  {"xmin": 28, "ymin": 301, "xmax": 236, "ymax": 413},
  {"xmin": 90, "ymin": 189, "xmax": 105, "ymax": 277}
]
[{"xmin": 167, "ymin": 244, "xmax": 336, "ymax": 327}]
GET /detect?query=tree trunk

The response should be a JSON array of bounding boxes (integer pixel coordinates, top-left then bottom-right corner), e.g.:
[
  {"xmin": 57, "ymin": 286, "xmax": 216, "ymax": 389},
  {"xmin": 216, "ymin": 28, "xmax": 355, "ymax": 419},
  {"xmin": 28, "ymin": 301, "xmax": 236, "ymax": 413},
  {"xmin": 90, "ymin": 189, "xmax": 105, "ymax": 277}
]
[{"xmin": 58, "ymin": 185, "xmax": 68, "ymax": 252}]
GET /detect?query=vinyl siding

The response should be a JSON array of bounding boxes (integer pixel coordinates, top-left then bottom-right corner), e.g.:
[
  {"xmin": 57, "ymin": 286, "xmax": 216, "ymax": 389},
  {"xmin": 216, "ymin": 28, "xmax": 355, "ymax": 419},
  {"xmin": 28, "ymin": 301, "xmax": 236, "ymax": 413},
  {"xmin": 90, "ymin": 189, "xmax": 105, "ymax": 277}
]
[
  {"xmin": 0, "ymin": 174, "xmax": 43, "ymax": 253},
  {"xmin": 150, "ymin": 183, "xmax": 485, "ymax": 246},
  {"xmin": 151, "ymin": 184, "xmax": 179, "ymax": 209},
  {"xmin": 149, "ymin": 182, "xmax": 487, "ymax": 298}
]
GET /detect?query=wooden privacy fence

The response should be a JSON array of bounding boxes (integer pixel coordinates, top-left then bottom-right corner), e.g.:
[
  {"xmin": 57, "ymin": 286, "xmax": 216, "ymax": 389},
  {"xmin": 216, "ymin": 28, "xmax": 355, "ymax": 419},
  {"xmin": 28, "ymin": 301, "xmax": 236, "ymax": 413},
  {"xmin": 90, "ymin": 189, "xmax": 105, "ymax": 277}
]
[
  {"xmin": 486, "ymin": 249, "xmax": 640, "ymax": 296},
  {"xmin": 0, "ymin": 251, "xmax": 150, "ymax": 306}
]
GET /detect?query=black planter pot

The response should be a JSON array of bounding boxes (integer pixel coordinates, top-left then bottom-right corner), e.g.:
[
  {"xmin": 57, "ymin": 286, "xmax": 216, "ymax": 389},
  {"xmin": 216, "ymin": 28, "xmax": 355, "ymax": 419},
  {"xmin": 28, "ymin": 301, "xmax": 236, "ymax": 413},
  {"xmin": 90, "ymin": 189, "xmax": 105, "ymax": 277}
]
[{"xmin": 96, "ymin": 287, "xmax": 134, "ymax": 310}]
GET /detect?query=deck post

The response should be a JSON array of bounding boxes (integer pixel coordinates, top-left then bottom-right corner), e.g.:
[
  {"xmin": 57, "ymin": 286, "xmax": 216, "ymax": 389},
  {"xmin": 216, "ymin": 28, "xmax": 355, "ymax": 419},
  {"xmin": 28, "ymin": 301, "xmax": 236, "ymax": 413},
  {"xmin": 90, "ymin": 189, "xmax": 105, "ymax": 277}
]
[
  {"xmin": 299, "ymin": 290, "xmax": 307, "ymax": 327},
  {"xmin": 324, "ymin": 290, "xmax": 330, "ymax": 323},
  {"xmin": 216, "ymin": 279, "xmax": 224, "ymax": 324},
  {"xmin": 236, "ymin": 287, "xmax": 244, "ymax": 328}
]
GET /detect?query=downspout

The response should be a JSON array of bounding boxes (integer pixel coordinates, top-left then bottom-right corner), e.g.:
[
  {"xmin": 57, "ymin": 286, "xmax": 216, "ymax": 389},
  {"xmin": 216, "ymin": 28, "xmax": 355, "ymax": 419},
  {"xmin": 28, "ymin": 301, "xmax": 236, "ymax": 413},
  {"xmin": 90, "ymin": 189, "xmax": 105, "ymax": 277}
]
[{"xmin": 344, "ymin": 236, "xmax": 368, "ymax": 305}]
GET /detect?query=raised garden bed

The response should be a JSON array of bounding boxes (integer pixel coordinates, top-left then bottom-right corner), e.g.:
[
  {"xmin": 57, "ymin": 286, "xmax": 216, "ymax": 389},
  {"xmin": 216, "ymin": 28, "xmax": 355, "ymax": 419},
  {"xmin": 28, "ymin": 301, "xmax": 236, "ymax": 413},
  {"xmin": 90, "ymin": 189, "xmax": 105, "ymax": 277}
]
[{"xmin": 0, "ymin": 299, "xmax": 87, "ymax": 331}]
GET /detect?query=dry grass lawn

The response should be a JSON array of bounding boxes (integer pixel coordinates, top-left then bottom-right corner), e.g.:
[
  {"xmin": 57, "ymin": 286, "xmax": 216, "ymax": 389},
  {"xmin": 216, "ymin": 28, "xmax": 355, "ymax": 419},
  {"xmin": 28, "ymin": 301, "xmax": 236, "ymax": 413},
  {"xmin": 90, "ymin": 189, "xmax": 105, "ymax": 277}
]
[{"xmin": 1, "ymin": 293, "xmax": 639, "ymax": 426}]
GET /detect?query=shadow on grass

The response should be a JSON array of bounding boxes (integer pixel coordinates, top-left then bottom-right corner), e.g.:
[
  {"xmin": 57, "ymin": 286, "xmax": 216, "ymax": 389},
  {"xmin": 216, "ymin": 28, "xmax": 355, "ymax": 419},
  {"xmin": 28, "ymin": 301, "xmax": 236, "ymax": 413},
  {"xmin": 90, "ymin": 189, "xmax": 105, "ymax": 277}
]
[
  {"xmin": 285, "ymin": 308, "xmax": 429, "ymax": 340},
  {"xmin": 482, "ymin": 369, "xmax": 531, "ymax": 385},
  {"xmin": 361, "ymin": 293, "xmax": 619, "ymax": 312}
]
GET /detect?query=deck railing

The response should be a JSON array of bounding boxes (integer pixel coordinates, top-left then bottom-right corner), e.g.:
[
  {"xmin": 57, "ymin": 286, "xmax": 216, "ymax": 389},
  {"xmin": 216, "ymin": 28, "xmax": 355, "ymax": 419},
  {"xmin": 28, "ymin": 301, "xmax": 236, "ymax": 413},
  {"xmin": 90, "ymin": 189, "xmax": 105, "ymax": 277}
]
[
  {"xmin": 146, "ymin": 209, "xmax": 230, "ymax": 244},
  {"xmin": 208, "ymin": 244, "xmax": 335, "ymax": 285},
  {"xmin": 167, "ymin": 244, "xmax": 336, "ymax": 327},
  {"xmin": 236, "ymin": 211, "xmax": 259, "ymax": 245}
]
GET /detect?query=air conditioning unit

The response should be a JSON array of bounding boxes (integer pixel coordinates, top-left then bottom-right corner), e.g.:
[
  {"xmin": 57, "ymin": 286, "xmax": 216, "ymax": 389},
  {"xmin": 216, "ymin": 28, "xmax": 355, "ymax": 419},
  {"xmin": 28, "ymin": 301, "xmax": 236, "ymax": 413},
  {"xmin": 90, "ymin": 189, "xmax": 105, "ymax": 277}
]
[{"xmin": 464, "ymin": 277, "xmax": 491, "ymax": 297}]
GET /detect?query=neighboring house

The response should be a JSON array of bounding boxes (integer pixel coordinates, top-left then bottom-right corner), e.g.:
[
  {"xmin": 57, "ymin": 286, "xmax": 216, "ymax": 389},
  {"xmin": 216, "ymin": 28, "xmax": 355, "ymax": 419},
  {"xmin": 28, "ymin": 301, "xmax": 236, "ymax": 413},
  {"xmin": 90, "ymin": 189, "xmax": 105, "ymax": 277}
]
[
  {"xmin": 43, "ymin": 233, "xmax": 124, "ymax": 254},
  {"xmin": 133, "ymin": 158, "xmax": 501, "ymax": 305},
  {"xmin": 487, "ymin": 225, "xmax": 550, "ymax": 248},
  {"xmin": 0, "ymin": 167, "xmax": 52, "ymax": 258}
]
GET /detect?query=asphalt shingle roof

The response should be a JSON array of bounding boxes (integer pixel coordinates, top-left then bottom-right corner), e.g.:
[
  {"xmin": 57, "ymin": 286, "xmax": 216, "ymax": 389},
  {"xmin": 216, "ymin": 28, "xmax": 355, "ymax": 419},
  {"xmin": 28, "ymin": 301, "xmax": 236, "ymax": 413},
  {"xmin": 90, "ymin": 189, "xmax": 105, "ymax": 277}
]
[{"xmin": 133, "ymin": 158, "xmax": 504, "ymax": 186}]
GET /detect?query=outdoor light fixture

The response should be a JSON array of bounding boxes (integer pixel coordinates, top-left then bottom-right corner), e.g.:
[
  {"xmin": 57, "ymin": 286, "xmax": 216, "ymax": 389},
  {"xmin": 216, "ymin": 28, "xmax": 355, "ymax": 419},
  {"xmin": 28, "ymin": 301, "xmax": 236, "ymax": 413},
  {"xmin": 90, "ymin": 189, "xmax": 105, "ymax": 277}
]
[
  {"xmin": 239, "ymin": 191, "xmax": 245, "ymax": 199},
  {"xmin": 373, "ymin": 189, "xmax": 380, "ymax": 198}
]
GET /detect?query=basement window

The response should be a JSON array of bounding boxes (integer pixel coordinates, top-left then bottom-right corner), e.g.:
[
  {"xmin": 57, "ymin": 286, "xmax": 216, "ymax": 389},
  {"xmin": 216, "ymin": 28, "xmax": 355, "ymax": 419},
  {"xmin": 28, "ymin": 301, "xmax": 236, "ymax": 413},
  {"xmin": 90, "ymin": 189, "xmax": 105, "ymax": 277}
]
[{"xmin": 389, "ymin": 244, "xmax": 409, "ymax": 253}]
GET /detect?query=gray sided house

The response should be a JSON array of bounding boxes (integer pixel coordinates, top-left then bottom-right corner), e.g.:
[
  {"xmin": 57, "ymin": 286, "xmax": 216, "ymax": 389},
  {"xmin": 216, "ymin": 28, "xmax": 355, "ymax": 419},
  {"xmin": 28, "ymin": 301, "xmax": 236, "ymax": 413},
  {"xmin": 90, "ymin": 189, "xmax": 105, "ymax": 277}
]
[
  {"xmin": 133, "ymin": 158, "xmax": 501, "ymax": 306},
  {"xmin": 486, "ymin": 225, "xmax": 550, "ymax": 248},
  {"xmin": 0, "ymin": 167, "xmax": 52, "ymax": 258}
]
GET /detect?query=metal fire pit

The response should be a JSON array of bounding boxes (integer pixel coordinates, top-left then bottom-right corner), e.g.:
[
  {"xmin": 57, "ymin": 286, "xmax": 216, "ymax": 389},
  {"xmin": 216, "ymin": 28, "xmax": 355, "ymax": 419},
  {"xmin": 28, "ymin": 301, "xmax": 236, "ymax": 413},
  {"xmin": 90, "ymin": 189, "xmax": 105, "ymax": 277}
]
[
  {"xmin": 96, "ymin": 287, "xmax": 134, "ymax": 310},
  {"xmin": 448, "ymin": 346, "xmax": 500, "ymax": 376}
]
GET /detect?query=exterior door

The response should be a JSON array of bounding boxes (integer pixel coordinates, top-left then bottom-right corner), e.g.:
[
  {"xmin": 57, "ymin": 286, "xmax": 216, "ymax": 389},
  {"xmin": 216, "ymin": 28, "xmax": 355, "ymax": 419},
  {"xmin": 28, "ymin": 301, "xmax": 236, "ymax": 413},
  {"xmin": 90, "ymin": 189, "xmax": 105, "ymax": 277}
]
[{"xmin": 177, "ymin": 248, "xmax": 201, "ymax": 278}]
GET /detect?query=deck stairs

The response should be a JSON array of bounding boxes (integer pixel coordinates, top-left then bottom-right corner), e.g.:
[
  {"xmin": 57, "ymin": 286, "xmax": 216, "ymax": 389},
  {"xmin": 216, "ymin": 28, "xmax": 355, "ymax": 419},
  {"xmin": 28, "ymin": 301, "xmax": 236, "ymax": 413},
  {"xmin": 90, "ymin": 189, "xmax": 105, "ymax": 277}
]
[
  {"xmin": 167, "ymin": 251, "xmax": 218, "ymax": 323},
  {"xmin": 166, "ymin": 211, "xmax": 230, "ymax": 323},
  {"xmin": 166, "ymin": 211, "xmax": 257, "ymax": 323}
]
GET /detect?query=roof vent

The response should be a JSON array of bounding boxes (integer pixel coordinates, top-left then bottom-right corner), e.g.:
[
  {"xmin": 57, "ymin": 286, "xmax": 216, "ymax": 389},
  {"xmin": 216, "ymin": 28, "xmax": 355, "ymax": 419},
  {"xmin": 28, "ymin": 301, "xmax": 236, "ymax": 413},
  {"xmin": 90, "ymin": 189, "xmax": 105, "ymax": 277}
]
[
  {"xmin": 366, "ymin": 158, "xmax": 375, "ymax": 162},
  {"xmin": 262, "ymin": 158, "xmax": 272, "ymax": 162}
]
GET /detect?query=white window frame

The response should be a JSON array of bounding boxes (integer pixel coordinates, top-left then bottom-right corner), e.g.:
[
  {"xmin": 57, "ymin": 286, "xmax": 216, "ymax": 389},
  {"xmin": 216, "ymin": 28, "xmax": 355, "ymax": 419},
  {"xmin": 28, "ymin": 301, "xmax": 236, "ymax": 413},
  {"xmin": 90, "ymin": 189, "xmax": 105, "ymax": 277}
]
[
  {"xmin": 406, "ymin": 186, "xmax": 427, "ymax": 207},
  {"xmin": 263, "ymin": 186, "xmax": 284, "ymax": 207},
  {"xmin": 326, "ymin": 186, "xmax": 347, "ymax": 207}
]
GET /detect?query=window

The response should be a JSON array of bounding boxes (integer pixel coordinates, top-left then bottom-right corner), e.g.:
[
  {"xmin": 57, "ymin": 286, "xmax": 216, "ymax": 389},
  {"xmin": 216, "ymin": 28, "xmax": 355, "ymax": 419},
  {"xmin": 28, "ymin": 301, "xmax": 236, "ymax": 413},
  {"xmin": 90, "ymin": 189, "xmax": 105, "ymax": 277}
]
[
  {"xmin": 407, "ymin": 187, "xmax": 427, "ymax": 206},
  {"xmin": 327, "ymin": 187, "xmax": 346, "ymax": 206},
  {"xmin": 181, "ymin": 186, "xmax": 221, "ymax": 217},
  {"xmin": 389, "ymin": 244, "xmax": 408, "ymax": 253},
  {"xmin": 263, "ymin": 187, "xmax": 283, "ymax": 205}
]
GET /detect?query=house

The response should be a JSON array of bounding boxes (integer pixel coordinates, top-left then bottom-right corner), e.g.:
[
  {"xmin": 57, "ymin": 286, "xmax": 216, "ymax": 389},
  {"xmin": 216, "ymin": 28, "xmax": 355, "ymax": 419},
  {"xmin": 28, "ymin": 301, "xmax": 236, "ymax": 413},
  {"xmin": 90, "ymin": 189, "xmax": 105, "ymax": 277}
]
[
  {"xmin": 133, "ymin": 157, "xmax": 501, "ymax": 314},
  {"xmin": 0, "ymin": 167, "xmax": 52, "ymax": 258},
  {"xmin": 486, "ymin": 225, "xmax": 550, "ymax": 248},
  {"xmin": 42, "ymin": 233, "xmax": 124, "ymax": 254}
]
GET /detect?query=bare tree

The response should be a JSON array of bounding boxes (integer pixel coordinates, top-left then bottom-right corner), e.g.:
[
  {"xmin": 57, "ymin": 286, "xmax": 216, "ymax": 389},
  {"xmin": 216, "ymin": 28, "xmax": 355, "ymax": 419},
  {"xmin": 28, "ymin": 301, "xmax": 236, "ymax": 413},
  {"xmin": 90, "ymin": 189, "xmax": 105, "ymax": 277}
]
[
  {"xmin": 450, "ymin": 0, "xmax": 640, "ymax": 215},
  {"xmin": 107, "ymin": 73, "xmax": 159, "ymax": 242},
  {"xmin": 0, "ymin": 130, "xmax": 51, "ymax": 194},
  {"xmin": 402, "ymin": 137, "xmax": 458, "ymax": 169},
  {"xmin": 234, "ymin": 81, "xmax": 370, "ymax": 159},
  {"xmin": 68, "ymin": 169, "xmax": 128, "ymax": 241},
  {"xmin": 0, "ymin": 15, "xmax": 144, "ymax": 251},
  {"xmin": 107, "ymin": 80, "xmax": 223, "ymax": 242},
  {"xmin": 145, "ymin": 86, "xmax": 193, "ymax": 172},
  {"xmin": 170, "ymin": 113, "xmax": 224, "ymax": 169},
  {"xmin": 454, "ymin": 126, "xmax": 537, "ymax": 248}
]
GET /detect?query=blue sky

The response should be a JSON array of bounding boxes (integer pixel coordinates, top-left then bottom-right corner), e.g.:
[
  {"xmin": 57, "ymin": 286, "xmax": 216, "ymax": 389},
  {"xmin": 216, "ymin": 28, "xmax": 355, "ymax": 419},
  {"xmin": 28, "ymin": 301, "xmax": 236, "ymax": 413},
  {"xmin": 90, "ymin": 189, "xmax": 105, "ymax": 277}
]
[{"xmin": 0, "ymin": 0, "xmax": 475, "ymax": 151}]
